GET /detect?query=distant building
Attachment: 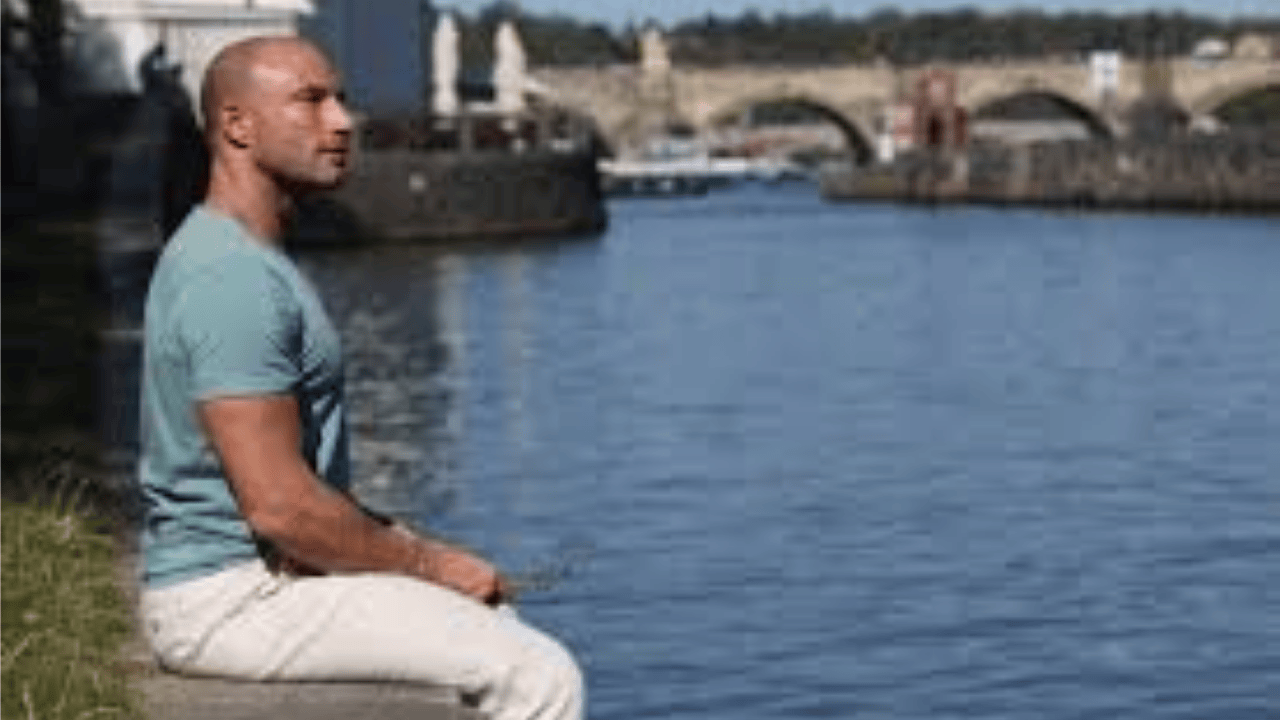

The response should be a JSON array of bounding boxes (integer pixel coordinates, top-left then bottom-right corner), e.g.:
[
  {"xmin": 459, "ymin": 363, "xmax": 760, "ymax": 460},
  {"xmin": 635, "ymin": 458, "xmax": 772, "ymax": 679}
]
[
  {"xmin": 1232, "ymin": 33, "xmax": 1276, "ymax": 61},
  {"xmin": 71, "ymin": 0, "xmax": 314, "ymax": 104},
  {"xmin": 39, "ymin": 0, "xmax": 439, "ymax": 118},
  {"xmin": 305, "ymin": 0, "xmax": 435, "ymax": 116}
]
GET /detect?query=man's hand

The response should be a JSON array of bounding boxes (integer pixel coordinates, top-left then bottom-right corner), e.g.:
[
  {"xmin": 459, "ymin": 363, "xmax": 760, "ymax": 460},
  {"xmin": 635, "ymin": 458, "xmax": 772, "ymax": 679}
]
[
  {"xmin": 418, "ymin": 541, "xmax": 509, "ymax": 606},
  {"xmin": 394, "ymin": 521, "xmax": 508, "ymax": 605},
  {"xmin": 265, "ymin": 524, "xmax": 509, "ymax": 605}
]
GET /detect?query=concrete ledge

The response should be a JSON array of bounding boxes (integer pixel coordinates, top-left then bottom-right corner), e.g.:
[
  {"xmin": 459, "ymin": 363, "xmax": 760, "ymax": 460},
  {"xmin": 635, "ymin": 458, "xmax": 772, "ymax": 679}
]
[{"xmin": 137, "ymin": 671, "xmax": 483, "ymax": 720}]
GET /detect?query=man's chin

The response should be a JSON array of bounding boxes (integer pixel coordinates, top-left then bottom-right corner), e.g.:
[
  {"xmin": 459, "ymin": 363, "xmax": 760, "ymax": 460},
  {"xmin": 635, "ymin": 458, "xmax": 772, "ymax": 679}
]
[
  {"xmin": 293, "ymin": 169, "xmax": 350, "ymax": 193},
  {"xmin": 316, "ymin": 174, "xmax": 350, "ymax": 191}
]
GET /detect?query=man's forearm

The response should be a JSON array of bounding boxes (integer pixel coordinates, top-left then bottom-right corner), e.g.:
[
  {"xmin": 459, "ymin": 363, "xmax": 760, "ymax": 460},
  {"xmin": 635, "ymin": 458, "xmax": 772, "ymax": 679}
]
[
  {"xmin": 254, "ymin": 467, "xmax": 505, "ymax": 602},
  {"xmin": 202, "ymin": 394, "xmax": 504, "ymax": 603},
  {"xmin": 252, "ymin": 472, "xmax": 421, "ymax": 576}
]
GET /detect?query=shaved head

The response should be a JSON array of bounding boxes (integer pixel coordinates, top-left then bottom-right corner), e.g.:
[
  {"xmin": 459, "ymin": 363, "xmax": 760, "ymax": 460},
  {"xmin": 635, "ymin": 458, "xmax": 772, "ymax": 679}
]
[
  {"xmin": 199, "ymin": 35, "xmax": 327, "ymax": 139},
  {"xmin": 198, "ymin": 34, "xmax": 353, "ymax": 226}
]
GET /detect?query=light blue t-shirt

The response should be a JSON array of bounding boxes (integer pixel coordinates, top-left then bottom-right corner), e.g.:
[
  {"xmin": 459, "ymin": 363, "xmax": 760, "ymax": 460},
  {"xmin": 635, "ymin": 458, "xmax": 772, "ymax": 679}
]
[{"xmin": 138, "ymin": 206, "xmax": 350, "ymax": 588}]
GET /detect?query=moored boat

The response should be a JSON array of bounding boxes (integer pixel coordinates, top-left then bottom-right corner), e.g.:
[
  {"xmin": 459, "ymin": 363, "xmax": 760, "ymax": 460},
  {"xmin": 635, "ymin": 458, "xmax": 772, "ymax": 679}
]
[{"xmin": 294, "ymin": 113, "xmax": 607, "ymax": 244}]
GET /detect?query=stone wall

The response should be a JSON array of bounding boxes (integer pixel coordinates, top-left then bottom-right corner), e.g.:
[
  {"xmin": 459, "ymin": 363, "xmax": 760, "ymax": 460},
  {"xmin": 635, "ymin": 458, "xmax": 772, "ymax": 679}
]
[{"xmin": 823, "ymin": 131, "xmax": 1280, "ymax": 213}]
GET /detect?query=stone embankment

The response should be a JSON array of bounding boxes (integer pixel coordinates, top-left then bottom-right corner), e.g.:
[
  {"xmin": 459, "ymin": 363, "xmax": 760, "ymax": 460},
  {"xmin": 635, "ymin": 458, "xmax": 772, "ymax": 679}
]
[{"xmin": 822, "ymin": 131, "xmax": 1280, "ymax": 213}]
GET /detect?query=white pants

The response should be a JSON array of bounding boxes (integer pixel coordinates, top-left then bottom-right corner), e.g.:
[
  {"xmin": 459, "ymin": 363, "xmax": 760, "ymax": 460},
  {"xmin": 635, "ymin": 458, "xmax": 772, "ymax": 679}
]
[{"xmin": 141, "ymin": 561, "xmax": 584, "ymax": 720}]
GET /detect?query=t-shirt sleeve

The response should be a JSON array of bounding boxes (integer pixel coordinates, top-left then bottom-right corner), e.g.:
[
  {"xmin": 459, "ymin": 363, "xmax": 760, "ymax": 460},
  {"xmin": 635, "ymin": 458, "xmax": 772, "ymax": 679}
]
[{"xmin": 175, "ymin": 257, "xmax": 301, "ymax": 400}]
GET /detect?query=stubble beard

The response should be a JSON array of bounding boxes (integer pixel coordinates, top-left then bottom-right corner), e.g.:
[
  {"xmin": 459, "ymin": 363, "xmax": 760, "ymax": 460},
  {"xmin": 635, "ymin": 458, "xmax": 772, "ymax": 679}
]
[
  {"xmin": 252, "ymin": 120, "xmax": 351, "ymax": 193},
  {"xmin": 263, "ymin": 149, "xmax": 350, "ymax": 195}
]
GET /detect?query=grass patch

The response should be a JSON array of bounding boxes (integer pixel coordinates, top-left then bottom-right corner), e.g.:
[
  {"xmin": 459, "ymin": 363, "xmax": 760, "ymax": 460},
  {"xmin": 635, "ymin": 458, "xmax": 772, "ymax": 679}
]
[{"xmin": 2, "ymin": 443, "xmax": 142, "ymax": 720}]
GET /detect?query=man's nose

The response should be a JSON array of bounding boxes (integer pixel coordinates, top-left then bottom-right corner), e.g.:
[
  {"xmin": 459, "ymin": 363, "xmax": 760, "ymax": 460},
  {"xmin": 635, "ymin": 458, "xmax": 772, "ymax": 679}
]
[{"xmin": 328, "ymin": 98, "xmax": 353, "ymax": 135}]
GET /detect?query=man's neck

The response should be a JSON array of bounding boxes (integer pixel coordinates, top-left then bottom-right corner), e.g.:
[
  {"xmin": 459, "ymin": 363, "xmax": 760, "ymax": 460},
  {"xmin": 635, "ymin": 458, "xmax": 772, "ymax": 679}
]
[{"xmin": 203, "ymin": 160, "xmax": 293, "ymax": 245}]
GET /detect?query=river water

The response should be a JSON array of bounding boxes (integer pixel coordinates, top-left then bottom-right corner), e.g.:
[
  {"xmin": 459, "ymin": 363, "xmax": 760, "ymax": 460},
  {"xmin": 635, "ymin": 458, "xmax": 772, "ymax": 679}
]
[{"xmin": 294, "ymin": 186, "xmax": 1280, "ymax": 720}]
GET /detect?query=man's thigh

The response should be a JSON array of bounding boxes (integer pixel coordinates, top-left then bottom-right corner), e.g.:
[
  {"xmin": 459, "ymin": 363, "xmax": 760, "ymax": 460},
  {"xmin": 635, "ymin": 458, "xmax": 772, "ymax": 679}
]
[{"xmin": 181, "ymin": 570, "xmax": 567, "ymax": 691}]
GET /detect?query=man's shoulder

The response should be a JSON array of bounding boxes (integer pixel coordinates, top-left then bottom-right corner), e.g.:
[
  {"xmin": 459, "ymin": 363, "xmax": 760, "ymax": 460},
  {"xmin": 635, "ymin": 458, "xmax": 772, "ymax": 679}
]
[
  {"xmin": 164, "ymin": 207, "xmax": 253, "ymax": 266},
  {"xmin": 158, "ymin": 207, "xmax": 291, "ymax": 285},
  {"xmin": 148, "ymin": 208, "xmax": 304, "ymax": 329}
]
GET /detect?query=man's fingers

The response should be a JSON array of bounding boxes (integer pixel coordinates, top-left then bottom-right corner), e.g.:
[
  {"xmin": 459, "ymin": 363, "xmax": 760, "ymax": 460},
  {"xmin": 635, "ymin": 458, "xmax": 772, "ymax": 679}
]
[
  {"xmin": 408, "ymin": 537, "xmax": 510, "ymax": 605},
  {"xmin": 432, "ymin": 548, "xmax": 505, "ymax": 604},
  {"xmin": 485, "ymin": 574, "xmax": 516, "ymax": 606}
]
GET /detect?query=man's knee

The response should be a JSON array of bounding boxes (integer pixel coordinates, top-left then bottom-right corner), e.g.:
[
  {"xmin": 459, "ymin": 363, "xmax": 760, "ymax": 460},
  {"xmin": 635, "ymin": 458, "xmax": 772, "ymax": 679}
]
[
  {"xmin": 541, "ymin": 645, "xmax": 585, "ymax": 716},
  {"xmin": 486, "ymin": 634, "xmax": 584, "ymax": 720}
]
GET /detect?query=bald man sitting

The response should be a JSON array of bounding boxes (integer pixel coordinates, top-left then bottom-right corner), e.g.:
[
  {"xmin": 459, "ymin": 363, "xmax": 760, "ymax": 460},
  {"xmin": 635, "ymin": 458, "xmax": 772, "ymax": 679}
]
[{"xmin": 137, "ymin": 36, "xmax": 584, "ymax": 720}]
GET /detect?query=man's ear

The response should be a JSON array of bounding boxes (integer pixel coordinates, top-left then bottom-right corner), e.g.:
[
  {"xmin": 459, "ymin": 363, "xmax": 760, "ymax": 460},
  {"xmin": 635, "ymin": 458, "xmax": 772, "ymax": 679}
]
[{"xmin": 221, "ymin": 103, "xmax": 252, "ymax": 149}]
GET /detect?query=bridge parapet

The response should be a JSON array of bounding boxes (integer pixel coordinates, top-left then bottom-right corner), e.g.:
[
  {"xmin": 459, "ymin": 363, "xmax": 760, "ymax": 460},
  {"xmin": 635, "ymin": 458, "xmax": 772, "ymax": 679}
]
[{"xmin": 532, "ymin": 55, "xmax": 1279, "ymax": 155}]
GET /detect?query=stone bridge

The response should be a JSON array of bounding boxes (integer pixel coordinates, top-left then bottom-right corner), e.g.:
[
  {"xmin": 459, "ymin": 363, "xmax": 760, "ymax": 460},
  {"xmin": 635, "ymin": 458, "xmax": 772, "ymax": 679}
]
[{"xmin": 530, "ymin": 56, "xmax": 1279, "ymax": 157}]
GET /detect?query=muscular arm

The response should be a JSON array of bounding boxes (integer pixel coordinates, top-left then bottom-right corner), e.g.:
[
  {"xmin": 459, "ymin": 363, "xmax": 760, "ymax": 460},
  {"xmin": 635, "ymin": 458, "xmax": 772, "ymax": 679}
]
[{"xmin": 200, "ymin": 394, "xmax": 506, "ymax": 604}]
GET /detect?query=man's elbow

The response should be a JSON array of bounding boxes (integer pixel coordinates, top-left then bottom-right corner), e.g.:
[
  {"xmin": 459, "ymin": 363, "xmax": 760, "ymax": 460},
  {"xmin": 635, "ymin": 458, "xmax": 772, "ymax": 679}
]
[{"xmin": 241, "ymin": 495, "xmax": 313, "ymax": 546}]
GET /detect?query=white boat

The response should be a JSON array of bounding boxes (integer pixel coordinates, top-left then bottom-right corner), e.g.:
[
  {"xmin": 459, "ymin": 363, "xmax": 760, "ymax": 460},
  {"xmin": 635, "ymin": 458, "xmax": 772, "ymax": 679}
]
[
  {"xmin": 599, "ymin": 136, "xmax": 806, "ymax": 197},
  {"xmin": 599, "ymin": 156, "xmax": 806, "ymax": 197}
]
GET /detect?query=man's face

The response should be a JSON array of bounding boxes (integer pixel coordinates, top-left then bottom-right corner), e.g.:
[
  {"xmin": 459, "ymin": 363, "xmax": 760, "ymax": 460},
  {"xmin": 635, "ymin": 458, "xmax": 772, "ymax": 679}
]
[{"xmin": 245, "ymin": 44, "xmax": 353, "ymax": 191}]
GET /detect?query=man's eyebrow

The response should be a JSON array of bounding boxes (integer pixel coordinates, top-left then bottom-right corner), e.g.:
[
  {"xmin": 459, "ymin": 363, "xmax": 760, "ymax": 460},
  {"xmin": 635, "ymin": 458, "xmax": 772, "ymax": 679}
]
[{"xmin": 291, "ymin": 82, "xmax": 338, "ymax": 99}]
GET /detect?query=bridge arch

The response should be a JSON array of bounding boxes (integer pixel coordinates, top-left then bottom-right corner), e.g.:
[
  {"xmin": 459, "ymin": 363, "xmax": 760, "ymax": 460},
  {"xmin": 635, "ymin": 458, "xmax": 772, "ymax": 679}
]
[
  {"xmin": 704, "ymin": 94, "xmax": 875, "ymax": 163},
  {"xmin": 1192, "ymin": 82, "xmax": 1280, "ymax": 126},
  {"xmin": 970, "ymin": 90, "xmax": 1113, "ymax": 141},
  {"xmin": 1185, "ymin": 60, "xmax": 1280, "ymax": 118}
]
